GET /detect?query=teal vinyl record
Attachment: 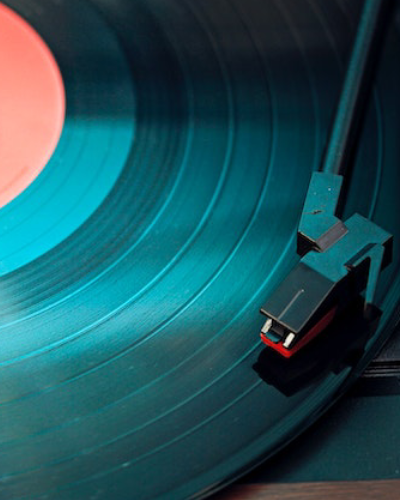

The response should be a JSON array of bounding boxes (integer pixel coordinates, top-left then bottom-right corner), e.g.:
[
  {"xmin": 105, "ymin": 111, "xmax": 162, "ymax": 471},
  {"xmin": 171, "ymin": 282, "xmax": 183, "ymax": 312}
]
[{"xmin": 0, "ymin": 0, "xmax": 399, "ymax": 499}]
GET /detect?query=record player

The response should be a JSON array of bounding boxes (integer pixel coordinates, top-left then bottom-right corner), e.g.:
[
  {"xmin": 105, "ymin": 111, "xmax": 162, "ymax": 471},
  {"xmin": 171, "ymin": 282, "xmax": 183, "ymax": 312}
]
[{"xmin": 0, "ymin": 0, "xmax": 399, "ymax": 499}]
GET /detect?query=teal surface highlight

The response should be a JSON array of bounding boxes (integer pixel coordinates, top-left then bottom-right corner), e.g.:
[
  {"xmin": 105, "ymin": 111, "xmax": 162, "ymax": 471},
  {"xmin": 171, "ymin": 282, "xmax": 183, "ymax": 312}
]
[{"xmin": 0, "ymin": 0, "xmax": 135, "ymax": 274}]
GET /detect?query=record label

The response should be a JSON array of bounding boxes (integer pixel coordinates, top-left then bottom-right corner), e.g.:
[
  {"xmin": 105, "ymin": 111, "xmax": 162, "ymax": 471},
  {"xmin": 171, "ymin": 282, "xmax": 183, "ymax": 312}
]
[{"xmin": 0, "ymin": 3, "xmax": 65, "ymax": 207}]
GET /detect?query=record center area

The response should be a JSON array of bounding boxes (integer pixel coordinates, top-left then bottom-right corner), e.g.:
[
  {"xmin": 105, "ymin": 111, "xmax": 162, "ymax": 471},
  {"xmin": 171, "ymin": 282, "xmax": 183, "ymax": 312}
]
[{"xmin": 0, "ymin": 3, "xmax": 65, "ymax": 207}]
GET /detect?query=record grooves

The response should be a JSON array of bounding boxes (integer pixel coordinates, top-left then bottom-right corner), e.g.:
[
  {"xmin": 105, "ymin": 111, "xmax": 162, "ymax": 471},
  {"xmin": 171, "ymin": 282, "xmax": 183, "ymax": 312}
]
[{"xmin": 0, "ymin": 1, "xmax": 399, "ymax": 499}]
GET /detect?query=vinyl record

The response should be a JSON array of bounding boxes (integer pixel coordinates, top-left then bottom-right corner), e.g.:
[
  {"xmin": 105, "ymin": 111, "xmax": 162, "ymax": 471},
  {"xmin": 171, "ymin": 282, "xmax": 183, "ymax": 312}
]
[{"xmin": 0, "ymin": 0, "xmax": 399, "ymax": 499}]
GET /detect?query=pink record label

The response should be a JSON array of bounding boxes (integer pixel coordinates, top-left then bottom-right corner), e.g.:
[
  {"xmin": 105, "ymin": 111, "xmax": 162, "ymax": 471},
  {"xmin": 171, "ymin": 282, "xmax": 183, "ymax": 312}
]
[{"xmin": 0, "ymin": 3, "xmax": 65, "ymax": 207}]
